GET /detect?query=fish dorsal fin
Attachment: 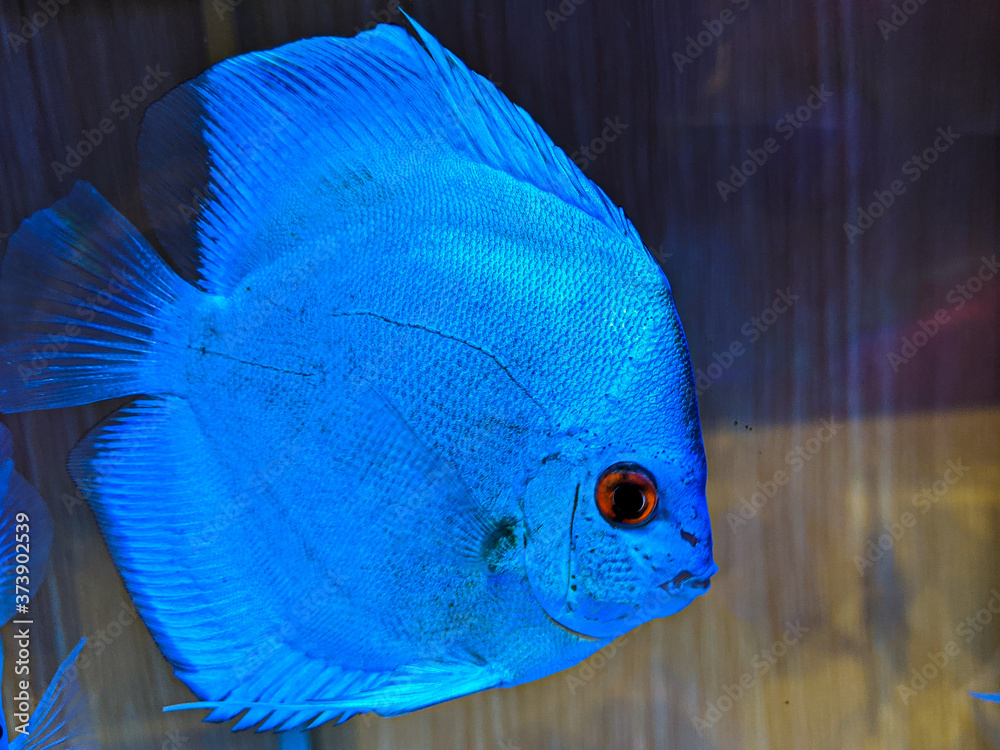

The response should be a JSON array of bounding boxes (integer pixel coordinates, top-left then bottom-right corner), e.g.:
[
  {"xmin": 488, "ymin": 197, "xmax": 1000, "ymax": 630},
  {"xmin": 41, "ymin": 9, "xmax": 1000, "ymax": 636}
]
[
  {"xmin": 137, "ymin": 15, "xmax": 638, "ymax": 295},
  {"xmin": 0, "ymin": 425, "xmax": 53, "ymax": 626}
]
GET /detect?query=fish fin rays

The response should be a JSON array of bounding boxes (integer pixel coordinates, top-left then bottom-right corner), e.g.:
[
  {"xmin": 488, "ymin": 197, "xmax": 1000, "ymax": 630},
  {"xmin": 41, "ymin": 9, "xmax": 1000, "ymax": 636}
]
[
  {"xmin": 354, "ymin": 385, "xmax": 499, "ymax": 561},
  {"xmin": 67, "ymin": 396, "xmax": 265, "ymax": 689},
  {"xmin": 137, "ymin": 16, "xmax": 637, "ymax": 296},
  {"xmin": 0, "ymin": 182, "xmax": 191, "ymax": 412},
  {"xmin": 164, "ymin": 651, "xmax": 500, "ymax": 730},
  {"xmin": 68, "ymin": 393, "xmax": 501, "ymax": 731},
  {"xmin": 0, "ymin": 425, "xmax": 53, "ymax": 625},
  {"xmin": 16, "ymin": 639, "xmax": 98, "ymax": 750}
]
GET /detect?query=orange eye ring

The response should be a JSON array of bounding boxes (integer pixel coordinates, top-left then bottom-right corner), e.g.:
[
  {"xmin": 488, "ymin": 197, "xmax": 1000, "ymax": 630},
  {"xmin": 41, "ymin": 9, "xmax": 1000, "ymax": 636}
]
[{"xmin": 595, "ymin": 463, "xmax": 658, "ymax": 526}]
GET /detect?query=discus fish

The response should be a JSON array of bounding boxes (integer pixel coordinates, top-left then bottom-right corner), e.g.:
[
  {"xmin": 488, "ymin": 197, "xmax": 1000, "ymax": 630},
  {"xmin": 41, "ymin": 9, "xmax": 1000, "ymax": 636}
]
[
  {"xmin": 0, "ymin": 15, "xmax": 715, "ymax": 731},
  {"xmin": 0, "ymin": 425, "xmax": 93, "ymax": 749}
]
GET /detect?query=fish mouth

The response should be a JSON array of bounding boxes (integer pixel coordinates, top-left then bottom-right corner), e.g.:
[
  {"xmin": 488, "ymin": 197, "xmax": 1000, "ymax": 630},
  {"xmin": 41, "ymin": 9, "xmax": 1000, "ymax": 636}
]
[{"xmin": 659, "ymin": 563, "xmax": 718, "ymax": 597}]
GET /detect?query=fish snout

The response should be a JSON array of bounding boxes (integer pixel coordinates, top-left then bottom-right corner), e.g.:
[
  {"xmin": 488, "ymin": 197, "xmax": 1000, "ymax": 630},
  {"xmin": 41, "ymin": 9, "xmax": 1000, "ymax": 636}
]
[{"xmin": 660, "ymin": 561, "xmax": 718, "ymax": 597}]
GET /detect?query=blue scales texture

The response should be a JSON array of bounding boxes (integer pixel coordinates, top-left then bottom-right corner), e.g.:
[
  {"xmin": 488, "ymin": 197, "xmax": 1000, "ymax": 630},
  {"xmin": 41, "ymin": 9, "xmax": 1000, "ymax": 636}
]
[{"xmin": 0, "ymin": 14, "xmax": 715, "ymax": 732}]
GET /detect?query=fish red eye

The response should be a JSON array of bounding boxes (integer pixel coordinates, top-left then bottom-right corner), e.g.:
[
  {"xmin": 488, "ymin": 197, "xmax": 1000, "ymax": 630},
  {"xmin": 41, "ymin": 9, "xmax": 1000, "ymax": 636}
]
[{"xmin": 595, "ymin": 464, "xmax": 658, "ymax": 526}]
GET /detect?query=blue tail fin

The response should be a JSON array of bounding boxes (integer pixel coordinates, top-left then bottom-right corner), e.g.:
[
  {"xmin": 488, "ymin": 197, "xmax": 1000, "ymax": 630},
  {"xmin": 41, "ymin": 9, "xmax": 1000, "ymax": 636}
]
[{"xmin": 0, "ymin": 182, "xmax": 193, "ymax": 412}]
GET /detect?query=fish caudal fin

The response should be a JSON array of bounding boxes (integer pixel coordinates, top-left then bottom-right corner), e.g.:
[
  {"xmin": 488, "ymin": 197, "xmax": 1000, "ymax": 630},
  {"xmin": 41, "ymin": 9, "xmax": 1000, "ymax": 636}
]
[
  {"xmin": 0, "ymin": 424, "xmax": 53, "ymax": 626},
  {"xmin": 12, "ymin": 639, "xmax": 97, "ymax": 750},
  {"xmin": 0, "ymin": 182, "xmax": 193, "ymax": 413}
]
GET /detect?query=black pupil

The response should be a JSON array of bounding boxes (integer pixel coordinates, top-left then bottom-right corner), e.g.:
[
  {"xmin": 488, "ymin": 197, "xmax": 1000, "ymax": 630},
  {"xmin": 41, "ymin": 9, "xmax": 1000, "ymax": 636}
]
[{"xmin": 611, "ymin": 482, "xmax": 646, "ymax": 521}]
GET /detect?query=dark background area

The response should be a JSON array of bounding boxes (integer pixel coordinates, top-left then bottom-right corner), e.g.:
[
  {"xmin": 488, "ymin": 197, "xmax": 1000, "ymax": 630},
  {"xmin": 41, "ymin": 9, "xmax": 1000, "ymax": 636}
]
[{"xmin": 0, "ymin": 1, "xmax": 998, "ymax": 748}]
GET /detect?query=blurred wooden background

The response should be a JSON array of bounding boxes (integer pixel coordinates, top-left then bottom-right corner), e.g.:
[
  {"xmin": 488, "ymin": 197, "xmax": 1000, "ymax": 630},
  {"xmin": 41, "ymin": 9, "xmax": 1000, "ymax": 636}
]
[{"xmin": 1, "ymin": 0, "xmax": 998, "ymax": 748}]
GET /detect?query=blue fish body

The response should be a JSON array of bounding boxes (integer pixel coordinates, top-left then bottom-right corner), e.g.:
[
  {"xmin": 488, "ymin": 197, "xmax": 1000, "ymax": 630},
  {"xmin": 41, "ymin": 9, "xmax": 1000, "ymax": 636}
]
[{"xmin": 0, "ymin": 16, "xmax": 714, "ymax": 731}]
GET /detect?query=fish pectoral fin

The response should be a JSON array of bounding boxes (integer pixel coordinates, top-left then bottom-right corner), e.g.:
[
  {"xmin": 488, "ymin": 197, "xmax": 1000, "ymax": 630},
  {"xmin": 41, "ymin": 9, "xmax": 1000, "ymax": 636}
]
[
  {"xmin": 16, "ymin": 639, "xmax": 96, "ymax": 750},
  {"xmin": 353, "ymin": 385, "xmax": 501, "ymax": 561}
]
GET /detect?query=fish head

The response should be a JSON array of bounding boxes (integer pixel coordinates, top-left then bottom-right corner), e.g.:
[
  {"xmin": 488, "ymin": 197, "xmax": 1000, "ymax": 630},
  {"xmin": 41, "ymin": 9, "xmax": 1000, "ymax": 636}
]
[
  {"xmin": 523, "ymin": 443, "xmax": 715, "ymax": 640},
  {"xmin": 522, "ymin": 271, "xmax": 715, "ymax": 640}
]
